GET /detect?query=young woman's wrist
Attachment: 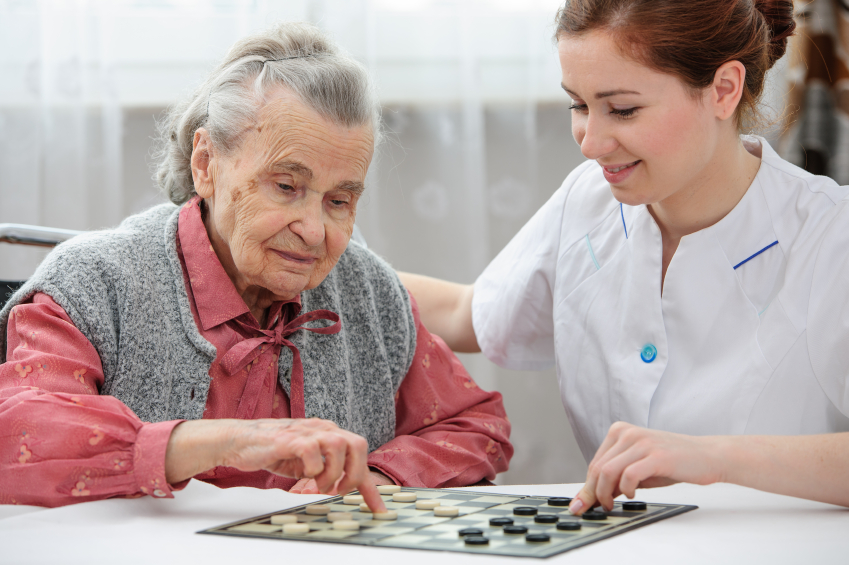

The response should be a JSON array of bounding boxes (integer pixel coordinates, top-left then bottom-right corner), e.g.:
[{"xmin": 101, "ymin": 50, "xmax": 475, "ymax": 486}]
[{"xmin": 707, "ymin": 434, "xmax": 747, "ymax": 487}]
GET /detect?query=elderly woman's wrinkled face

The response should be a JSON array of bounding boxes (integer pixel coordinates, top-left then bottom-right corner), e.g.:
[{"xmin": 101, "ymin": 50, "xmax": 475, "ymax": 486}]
[{"xmin": 193, "ymin": 90, "xmax": 373, "ymax": 302}]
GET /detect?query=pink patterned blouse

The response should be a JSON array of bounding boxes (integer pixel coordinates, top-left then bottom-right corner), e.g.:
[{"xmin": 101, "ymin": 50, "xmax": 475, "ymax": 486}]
[{"xmin": 0, "ymin": 198, "xmax": 512, "ymax": 507}]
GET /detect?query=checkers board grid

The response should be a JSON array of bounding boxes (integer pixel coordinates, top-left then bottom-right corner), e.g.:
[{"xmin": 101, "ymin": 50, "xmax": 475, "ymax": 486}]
[{"xmin": 199, "ymin": 487, "xmax": 697, "ymax": 558}]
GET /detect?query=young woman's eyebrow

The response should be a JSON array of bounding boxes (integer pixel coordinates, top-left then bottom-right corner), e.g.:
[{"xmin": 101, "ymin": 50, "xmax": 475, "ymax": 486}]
[{"xmin": 561, "ymin": 83, "xmax": 641, "ymax": 99}]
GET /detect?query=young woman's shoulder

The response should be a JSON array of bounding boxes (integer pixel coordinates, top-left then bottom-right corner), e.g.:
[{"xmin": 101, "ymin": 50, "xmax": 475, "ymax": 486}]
[{"xmin": 757, "ymin": 139, "xmax": 848, "ymax": 243}]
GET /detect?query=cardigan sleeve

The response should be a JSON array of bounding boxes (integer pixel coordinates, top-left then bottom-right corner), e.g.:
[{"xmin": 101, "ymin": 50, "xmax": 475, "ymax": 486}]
[
  {"xmin": 0, "ymin": 293, "xmax": 184, "ymax": 507},
  {"xmin": 367, "ymin": 294, "xmax": 513, "ymax": 487}
]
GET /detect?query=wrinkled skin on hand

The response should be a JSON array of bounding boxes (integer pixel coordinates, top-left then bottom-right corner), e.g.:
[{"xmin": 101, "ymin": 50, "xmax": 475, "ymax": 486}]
[
  {"xmin": 289, "ymin": 470, "xmax": 395, "ymax": 495},
  {"xmin": 165, "ymin": 418, "xmax": 386, "ymax": 512},
  {"xmin": 221, "ymin": 418, "xmax": 386, "ymax": 511}
]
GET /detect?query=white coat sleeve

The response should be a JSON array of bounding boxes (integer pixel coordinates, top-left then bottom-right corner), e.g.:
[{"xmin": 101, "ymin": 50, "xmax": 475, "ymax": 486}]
[
  {"xmin": 806, "ymin": 198, "xmax": 849, "ymax": 417},
  {"xmin": 472, "ymin": 182, "xmax": 571, "ymax": 371}
]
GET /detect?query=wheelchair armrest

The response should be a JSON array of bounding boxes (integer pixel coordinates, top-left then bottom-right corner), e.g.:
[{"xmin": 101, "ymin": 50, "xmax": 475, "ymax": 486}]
[{"xmin": 0, "ymin": 224, "xmax": 83, "ymax": 248}]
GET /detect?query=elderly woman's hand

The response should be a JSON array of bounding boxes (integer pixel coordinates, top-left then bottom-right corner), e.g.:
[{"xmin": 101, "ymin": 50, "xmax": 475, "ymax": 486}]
[
  {"xmin": 289, "ymin": 470, "xmax": 395, "ymax": 495},
  {"xmin": 164, "ymin": 418, "xmax": 386, "ymax": 512}
]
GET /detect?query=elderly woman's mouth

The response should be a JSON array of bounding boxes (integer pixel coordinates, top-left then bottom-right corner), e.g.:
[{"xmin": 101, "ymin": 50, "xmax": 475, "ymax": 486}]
[{"xmin": 272, "ymin": 249, "xmax": 318, "ymax": 265}]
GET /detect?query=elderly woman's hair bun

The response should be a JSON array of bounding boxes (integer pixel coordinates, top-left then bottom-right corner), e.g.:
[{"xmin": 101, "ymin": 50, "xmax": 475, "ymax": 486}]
[
  {"xmin": 153, "ymin": 22, "xmax": 380, "ymax": 205},
  {"xmin": 555, "ymin": 0, "xmax": 796, "ymax": 130}
]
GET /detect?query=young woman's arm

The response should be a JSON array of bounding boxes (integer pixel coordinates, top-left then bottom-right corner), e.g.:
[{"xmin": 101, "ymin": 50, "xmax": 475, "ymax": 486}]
[
  {"xmin": 397, "ymin": 272, "xmax": 479, "ymax": 353},
  {"xmin": 568, "ymin": 423, "xmax": 849, "ymax": 514}
]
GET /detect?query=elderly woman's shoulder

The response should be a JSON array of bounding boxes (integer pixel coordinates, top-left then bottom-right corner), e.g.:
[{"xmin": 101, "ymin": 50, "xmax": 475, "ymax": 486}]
[
  {"xmin": 49, "ymin": 203, "xmax": 178, "ymax": 265},
  {"xmin": 19, "ymin": 203, "xmax": 180, "ymax": 305}
]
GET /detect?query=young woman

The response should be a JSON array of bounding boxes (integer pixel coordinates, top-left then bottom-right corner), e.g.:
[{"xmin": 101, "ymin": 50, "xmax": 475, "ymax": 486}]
[{"xmin": 400, "ymin": 0, "xmax": 849, "ymax": 512}]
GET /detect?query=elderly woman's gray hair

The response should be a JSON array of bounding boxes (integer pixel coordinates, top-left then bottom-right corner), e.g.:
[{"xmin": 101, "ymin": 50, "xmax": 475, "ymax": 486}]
[{"xmin": 153, "ymin": 22, "xmax": 381, "ymax": 205}]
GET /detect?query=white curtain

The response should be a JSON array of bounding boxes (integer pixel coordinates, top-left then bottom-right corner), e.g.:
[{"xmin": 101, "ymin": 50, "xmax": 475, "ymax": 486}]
[{"xmin": 0, "ymin": 0, "xmax": 797, "ymax": 484}]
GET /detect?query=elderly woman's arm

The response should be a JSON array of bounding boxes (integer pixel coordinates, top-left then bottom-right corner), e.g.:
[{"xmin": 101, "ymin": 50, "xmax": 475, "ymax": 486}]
[
  {"xmin": 164, "ymin": 418, "xmax": 380, "ymax": 504},
  {"xmin": 0, "ymin": 294, "xmax": 384, "ymax": 510},
  {"xmin": 0, "ymin": 294, "xmax": 183, "ymax": 506},
  {"xmin": 397, "ymin": 273, "xmax": 479, "ymax": 353}
]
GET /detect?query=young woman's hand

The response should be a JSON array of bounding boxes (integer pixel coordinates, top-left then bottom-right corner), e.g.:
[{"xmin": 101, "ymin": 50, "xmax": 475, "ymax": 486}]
[{"xmin": 568, "ymin": 422, "xmax": 724, "ymax": 515}]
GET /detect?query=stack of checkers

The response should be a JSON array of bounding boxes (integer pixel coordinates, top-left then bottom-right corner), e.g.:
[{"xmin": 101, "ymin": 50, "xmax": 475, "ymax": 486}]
[{"xmin": 209, "ymin": 488, "xmax": 694, "ymax": 558}]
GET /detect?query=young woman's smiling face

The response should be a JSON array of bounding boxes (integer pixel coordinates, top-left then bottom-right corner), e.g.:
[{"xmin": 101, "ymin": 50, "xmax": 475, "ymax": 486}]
[{"xmin": 559, "ymin": 31, "xmax": 722, "ymax": 207}]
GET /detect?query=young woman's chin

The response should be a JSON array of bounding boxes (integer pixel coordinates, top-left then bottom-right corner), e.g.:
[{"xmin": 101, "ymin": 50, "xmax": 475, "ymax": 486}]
[{"xmin": 609, "ymin": 184, "xmax": 655, "ymax": 208}]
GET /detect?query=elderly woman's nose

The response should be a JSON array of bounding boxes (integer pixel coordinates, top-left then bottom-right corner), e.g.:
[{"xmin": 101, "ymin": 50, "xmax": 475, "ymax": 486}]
[{"xmin": 289, "ymin": 201, "xmax": 326, "ymax": 246}]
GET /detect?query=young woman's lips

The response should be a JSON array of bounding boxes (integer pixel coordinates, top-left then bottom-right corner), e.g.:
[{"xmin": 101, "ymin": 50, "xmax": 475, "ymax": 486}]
[
  {"xmin": 600, "ymin": 160, "xmax": 641, "ymax": 184},
  {"xmin": 273, "ymin": 249, "xmax": 317, "ymax": 265}
]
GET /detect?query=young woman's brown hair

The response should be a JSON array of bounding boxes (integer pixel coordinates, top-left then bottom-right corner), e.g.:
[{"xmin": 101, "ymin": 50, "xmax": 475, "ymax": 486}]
[{"xmin": 555, "ymin": 0, "xmax": 796, "ymax": 127}]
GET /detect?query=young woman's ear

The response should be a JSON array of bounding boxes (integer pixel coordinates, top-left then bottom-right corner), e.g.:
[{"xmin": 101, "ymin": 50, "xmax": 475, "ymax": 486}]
[{"xmin": 710, "ymin": 61, "xmax": 747, "ymax": 122}]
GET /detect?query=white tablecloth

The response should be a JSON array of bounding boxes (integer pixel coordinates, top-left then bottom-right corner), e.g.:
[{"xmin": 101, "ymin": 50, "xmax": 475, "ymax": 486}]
[{"xmin": 2, "ymin": 481, "xmax": 847, "ymax": 564}]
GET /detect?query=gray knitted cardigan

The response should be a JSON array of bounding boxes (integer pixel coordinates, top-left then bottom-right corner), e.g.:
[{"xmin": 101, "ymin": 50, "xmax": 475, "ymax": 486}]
[{"xmin": 0, "ymin": 204, "xmax": 417, "ymax": 451}]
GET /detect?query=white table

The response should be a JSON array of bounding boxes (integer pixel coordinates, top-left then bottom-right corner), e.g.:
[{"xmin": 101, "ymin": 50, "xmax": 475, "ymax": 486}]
[{"xmin": 2, "ymin": 481, "xmax": 847, "ymax": 564}]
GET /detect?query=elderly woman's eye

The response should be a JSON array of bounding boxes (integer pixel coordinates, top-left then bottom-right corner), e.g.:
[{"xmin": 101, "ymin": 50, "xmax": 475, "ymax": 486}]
[
  {"xmin": 277, "ymin": 183, "xmax": 296, "ymax": 192},
  {"xmin": 330, "ymin": 199, "xmax": 349, "ymax": 207}
]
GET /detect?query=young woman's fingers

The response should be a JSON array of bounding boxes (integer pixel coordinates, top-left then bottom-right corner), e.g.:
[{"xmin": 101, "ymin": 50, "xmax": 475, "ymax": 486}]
[
  {"xmin": 569, "ymin": 470, "xmax": 599, "ymax": 515},
  {"xmin": 570, "ymin": 425, "xmax": 639, "ymax": 514},
  {"xmin": 618, "ymin": 456, "xmax": 665, "ymax": 498},
  {"xmin": 594, "ymin": 442, "xmax": 651, "ymax": 510}
]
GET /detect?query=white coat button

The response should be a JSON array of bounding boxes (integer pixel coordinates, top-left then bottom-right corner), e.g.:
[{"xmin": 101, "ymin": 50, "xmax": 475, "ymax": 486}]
[{"xmin": 640, "ymin": 344, "xmax": 657, "ymax": 363}]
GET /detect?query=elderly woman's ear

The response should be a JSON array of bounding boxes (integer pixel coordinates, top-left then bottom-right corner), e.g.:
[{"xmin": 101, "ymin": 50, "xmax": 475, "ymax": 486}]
[{"xmin": 191, "ymin": 128, "xmax": 215, "ymax": 199}]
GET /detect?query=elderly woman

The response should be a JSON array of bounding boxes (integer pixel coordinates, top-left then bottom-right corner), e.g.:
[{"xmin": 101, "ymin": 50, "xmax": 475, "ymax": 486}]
[{"xmin": 0, "ymin": 23, "xmax": 511, "ymax": 508}]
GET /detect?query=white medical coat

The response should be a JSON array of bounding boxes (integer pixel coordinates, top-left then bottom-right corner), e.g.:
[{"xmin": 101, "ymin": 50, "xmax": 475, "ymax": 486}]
[{"xmin": 473, "ymin": 137, "xmax": 849, "ymax": 461}]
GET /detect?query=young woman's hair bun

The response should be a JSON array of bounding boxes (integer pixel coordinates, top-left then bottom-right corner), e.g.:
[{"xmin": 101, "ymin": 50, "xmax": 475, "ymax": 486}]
[{"xmin": 754, "ymin": 0, "xmax": 796, "ymax": 67}]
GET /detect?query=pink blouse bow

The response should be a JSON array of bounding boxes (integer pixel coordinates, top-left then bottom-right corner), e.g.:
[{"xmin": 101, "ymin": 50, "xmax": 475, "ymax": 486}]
[{"xmin": 220, "ymin": 308, "xmax": 341, "ymax": 419}]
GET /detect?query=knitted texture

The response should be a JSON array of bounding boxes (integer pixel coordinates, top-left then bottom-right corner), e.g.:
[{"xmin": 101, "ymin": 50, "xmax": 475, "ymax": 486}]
[{"xmin": 0, "ymin": 204, "xmax": 416, "ymax": 451}]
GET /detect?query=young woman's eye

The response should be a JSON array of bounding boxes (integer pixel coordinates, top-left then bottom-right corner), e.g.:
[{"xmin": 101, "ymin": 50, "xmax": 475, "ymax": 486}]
[
  {"xmin": 569, "ymin": 103, "xmax": 588, "ymax": 113},
  {"xmin": 611, "ymin": 107, "xmax": 638, "ymax": 119}
]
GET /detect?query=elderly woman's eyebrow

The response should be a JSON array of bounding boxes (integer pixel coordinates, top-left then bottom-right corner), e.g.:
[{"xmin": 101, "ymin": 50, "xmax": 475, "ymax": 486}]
[
  {"xmin": 336, "ymin": 180, "xmax": 365, "ymax": 196},
  {"xmin": 271, "ymin": 160, "xmax": 314, "ymax": 179}
]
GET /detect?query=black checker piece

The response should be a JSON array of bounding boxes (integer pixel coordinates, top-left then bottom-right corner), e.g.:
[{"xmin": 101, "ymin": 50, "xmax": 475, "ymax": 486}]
[
  {"xmin": 458, "ymin": 528, "xmax": 483, "ymax": 537},
  {"xmin": 547, "ymin": 497, "xmax": 572, "ymax": 506},
  {"xmin": 557, "ymin": 520, "xmax": 582, "ymax": 531},
  {"xmin": 489, "ymin": 517, "xmax": 514, "ymax": 527},
  {"xmin": 581, "ymin": 510, "xmax": 607, "ymax": 521},
  {"xmin": 503, "ymin": 525, "xmax": 528, "ymax": 534},
  {"xmin": 534, "ymin": 514, "xmax": 559, "ymax": 524},
  {"xmin": 526, "ymin": 533, "xmax": 551, "ymax": 542},
  {"xmin": 464, "ymin": 536, "xmax": 489, "ymax": 545},
  {"xmin": 622, "ymin": 501, "xmax": 647, "ymax": 511},
  {"xmin": 513, "ymin": 506, "xmax": 538, "ymax": 516}
]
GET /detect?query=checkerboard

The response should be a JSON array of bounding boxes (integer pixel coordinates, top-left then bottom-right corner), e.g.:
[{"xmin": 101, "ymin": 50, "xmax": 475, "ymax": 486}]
[{"xmin": 199, "ymin": 488, "xmax": 697, "ymax": 558}]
